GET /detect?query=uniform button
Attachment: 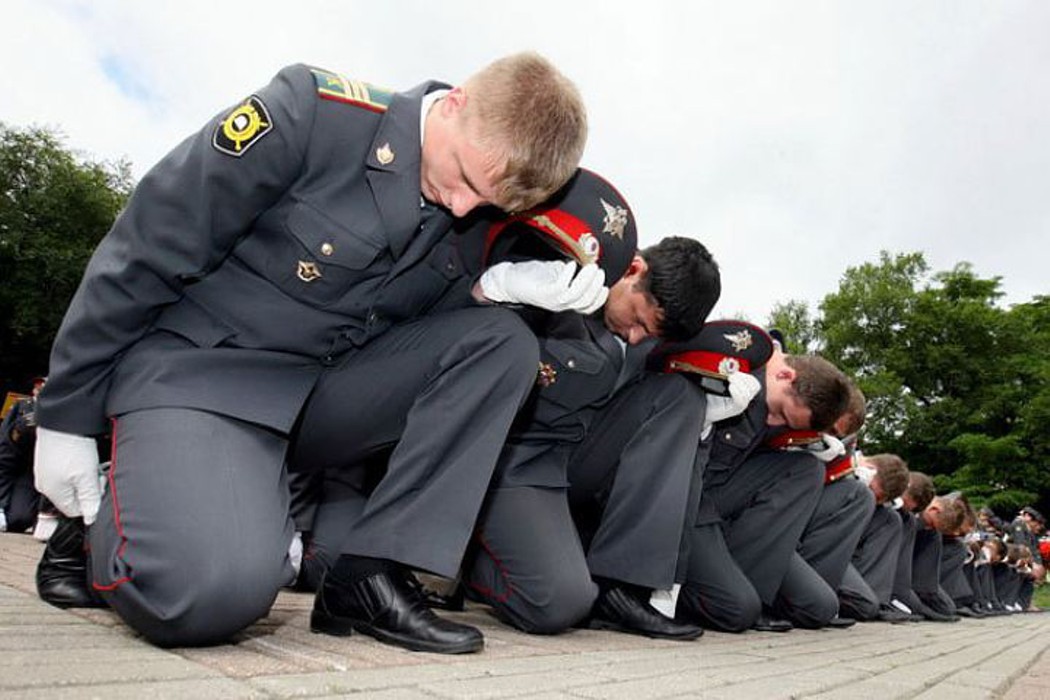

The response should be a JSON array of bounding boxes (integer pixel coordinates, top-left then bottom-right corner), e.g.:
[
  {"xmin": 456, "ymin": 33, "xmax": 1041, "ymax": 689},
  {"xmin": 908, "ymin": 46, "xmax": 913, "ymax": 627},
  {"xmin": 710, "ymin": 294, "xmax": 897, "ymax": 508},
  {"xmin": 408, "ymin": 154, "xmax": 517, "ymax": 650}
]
[
  {"xmin": 321, "ymin": 242, "xmax": 334, "ymax": 256},
  {"xmin": 368, "ymin": 311, "xmax": 379, "ymax": 325},
  {"xmin": 724, "ymin": 432, "xmax": 732, "ymax": 440},
  {"xmin": 445, "ymin": 261, "xmax": 456, "ymax": 273},
  {"xmin": 566, "ymin": 358, "xmax": 577, "ymax": 369}
]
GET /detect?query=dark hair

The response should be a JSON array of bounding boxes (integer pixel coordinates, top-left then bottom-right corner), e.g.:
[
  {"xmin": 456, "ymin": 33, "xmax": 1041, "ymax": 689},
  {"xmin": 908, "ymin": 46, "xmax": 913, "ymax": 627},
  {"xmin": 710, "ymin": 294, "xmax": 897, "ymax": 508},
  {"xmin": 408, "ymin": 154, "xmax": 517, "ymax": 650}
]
[
  {"xmin": 867, "ymin": 453, "xmax": 909, "ymax": 501},
  {"xmin": 638, "ymin": 236, "xmax": 721, "ymax": 341},
  {"xmin": 781, "ymin": 355, "xmax": 851, "ymax": 432},
  {"xmin": 834, "ymin": 382, "xmax": 867, "ymax": 437}
]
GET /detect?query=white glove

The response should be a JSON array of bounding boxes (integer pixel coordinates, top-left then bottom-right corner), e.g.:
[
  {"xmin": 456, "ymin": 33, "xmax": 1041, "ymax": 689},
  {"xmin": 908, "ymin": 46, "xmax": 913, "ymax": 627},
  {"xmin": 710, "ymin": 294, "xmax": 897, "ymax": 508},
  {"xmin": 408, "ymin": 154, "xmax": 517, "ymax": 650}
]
[
  {"xmin": 288, "ymin": 531, "xmax": 304, "ymax": 579},
  {"xmin": 0, "ymin": 509, "xmax": 6, "ymax": 532},
  {"xmin": 479, "ymin": 260, "xmax": 608, "ymax": 315},
  {"xmin": 701, "ymin": 372, "xmax": 761, "ymax": 440},
  {"xmin": 34, "ymin": 427, "xmax": 102, "ymax": 525},
  {"xmin": 809, "ymin": 434, "xmax": 846, "ymax": 462}
]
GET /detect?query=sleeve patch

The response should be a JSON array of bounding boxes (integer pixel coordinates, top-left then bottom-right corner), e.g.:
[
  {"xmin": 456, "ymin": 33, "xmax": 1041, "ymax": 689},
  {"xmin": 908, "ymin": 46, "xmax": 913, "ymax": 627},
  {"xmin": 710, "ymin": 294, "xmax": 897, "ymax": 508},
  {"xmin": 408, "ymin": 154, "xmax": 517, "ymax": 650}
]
[
  {"xmin": 310, "ymin": 68, "xmax": 393, "ymax": 113},
  {"xmin": 213, "ymin": 95, "xmax": 273, "ymax": 157}
]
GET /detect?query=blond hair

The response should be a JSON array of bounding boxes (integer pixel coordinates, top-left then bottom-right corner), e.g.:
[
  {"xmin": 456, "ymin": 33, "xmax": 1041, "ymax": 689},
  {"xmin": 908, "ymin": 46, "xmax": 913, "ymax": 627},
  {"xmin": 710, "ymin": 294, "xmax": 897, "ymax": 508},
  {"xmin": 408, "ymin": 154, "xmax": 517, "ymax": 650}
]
[
  {"xmin": 463, "ymin": 52, "xmax": 587, "ymax": 212},
  {"xmin": 930, "ymin": 495, "xmax": 967, "ymax": 534}
]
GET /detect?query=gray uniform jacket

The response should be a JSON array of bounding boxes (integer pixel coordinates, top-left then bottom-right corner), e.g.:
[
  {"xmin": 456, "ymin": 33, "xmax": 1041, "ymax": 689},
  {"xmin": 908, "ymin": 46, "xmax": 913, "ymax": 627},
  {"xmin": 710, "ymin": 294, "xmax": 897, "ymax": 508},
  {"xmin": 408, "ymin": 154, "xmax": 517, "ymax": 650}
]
[
  {"xmin": 38, "ymin": 64, "xmax": 474, "ymax": 436},
  {"xmin": 700, "ymin": 371, "xmax": 768, "ymax": 495},
  {"xmin": 497, "ymin": 312, "xmax": 638, "ymax": 488}
]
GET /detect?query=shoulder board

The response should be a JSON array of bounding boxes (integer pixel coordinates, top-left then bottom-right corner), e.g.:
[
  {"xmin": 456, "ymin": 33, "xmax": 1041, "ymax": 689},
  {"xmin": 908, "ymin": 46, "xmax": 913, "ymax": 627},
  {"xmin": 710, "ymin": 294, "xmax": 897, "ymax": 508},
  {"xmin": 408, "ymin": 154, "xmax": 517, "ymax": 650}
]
[{"xmin": 310, "ymin": 68, "xmax": 393, "ymax": 113}]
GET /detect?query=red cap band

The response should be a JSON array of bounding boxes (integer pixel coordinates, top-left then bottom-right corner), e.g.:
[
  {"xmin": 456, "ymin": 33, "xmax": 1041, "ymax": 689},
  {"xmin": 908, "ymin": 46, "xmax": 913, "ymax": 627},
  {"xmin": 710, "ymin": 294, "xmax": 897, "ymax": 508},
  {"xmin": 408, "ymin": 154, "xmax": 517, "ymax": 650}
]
[{"xmin": 664, "ymin": 350, "xmax": 752, "ymax": 379}]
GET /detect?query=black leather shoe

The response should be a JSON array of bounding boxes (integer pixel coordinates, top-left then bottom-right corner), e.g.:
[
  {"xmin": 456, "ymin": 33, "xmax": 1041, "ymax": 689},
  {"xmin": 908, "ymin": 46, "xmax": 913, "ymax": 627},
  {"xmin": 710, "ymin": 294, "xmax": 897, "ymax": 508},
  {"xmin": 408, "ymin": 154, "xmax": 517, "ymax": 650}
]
[
  {"xmin": 877, "ymin": 604, "xmax": 912, "ymax": 624},
  {"xmin": 36, "ymin": 516, "xmax": 106, "ymax": 609},
  {"xmin": 752, "ymin": 611, "xmax": 793, "ymax": 633},
  {"xmin": 589, "ymin": 586, "xmax": 704, "ymax": 640},
  {"xmin": 826, "ymin": 615, "xmax": 856, "ymax": 629},
  {"xmin": 310, "ymin": 570, "xmax": 483, "ymax": 654}
]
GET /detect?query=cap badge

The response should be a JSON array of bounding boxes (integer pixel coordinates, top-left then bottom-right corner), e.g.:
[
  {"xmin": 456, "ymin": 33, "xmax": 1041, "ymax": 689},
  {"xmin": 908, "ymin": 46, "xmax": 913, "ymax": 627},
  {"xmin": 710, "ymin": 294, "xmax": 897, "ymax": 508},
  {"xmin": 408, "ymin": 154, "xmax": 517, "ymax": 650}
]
[
  {"xmin": 579, "ymin": 233, "xmax": 601, "ymax": 261},
  {"xmin": 537, "ymin": 362, "xmax": 558, "ymax": 387},
  {"xmin": 600, "ymin": 198, "xmax": 628, "ymax": 240},
  {"xmin": 376, "ymin": 142, "xmax": 395, "ymax": 165},
  {"xmin": 718, "ymin": 357, "xmax": 741, "ymax": 375},
  {"xmin": 297, "ymin": 261, "xmax": 323, "ymax": 282},
  {"xmin": 724, "ymin": 329, "xmax": 753, "ymax": 352}
]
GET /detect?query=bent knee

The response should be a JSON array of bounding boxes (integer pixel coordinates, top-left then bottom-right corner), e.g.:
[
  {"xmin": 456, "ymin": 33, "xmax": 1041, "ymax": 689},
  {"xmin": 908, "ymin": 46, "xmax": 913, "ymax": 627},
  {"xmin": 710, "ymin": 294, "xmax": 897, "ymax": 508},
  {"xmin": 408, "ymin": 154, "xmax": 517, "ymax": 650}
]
[
  {"xmin": 104, "ymin": 558, "xmax": 286, "ymax": 647},
  {"xmin": 481, "ymin": 577, "xmax": 597, "ymax": 635},
  {"xmin": 678, "ymin": 582, "xmax": 760, "ymax": 633},
  {"xmin": 778, "ymin": 591, "xmax": 839, "ymax": 629}
]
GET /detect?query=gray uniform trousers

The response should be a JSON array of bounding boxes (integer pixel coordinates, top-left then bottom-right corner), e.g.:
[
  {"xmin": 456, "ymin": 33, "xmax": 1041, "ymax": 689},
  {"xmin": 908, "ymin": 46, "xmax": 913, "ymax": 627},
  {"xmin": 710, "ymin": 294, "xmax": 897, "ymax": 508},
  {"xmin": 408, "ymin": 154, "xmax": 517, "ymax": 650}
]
[
  {"xmin": 294, "ymin": 468, "xmax": 371, "ymax": 592},
  {"xmin": 838, "ymin": 504, "xmax": 903, "ymax": 620},
  {"xmin": 776, "ymin": 474, "xmax": 873, "ymax": 625},
  {"xmin": 940, "ymin": 536, "xmax": 974, "ymax": 606},
  {"xmin": 892, "ymin": 510, "xmax": 920, "ymax": 608},
  {"xmin": 912, "ymin": 526, "xmax": 956, "ymax": 615},
  {"xmin": 0, "ymin": 402, "xmax": 42, "ymax": 533},
  {"xmin": 90, "ymin": 307, "xmax": 537, "ymax": 646},
  {"xmin": 963, "ymin": 562, "xmax": 996, "ymax": 610},
  {"xmin": 991, "ymin": 563, "xmax": 1022, "ymax": 607},
  {"xmin": 466, "ymin": 364, "xmax": 704, "ymax": 634},
  {"xmin": 774, "ymin": 476, "xmax": 874, "ymax": 627},
  {"xmin": 677, "ymin": 451, "xmax": 824, "ymax": 632}
]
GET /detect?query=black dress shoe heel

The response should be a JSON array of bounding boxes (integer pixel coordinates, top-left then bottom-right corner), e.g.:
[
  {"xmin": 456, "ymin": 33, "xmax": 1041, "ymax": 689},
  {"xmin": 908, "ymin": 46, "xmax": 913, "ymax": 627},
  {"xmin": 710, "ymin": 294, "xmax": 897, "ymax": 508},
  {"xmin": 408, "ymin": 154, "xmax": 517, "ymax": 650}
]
[
  {"xmin": 309, "ymin": 607, "xmax": 355, "ymax": 637},
  {"xmin": 312, "ymin": 569, "xmax": 483, "ymax": 654},
  {"xmin": 36, "ymin": 516, "xmax": 105, "ymax": 609}
]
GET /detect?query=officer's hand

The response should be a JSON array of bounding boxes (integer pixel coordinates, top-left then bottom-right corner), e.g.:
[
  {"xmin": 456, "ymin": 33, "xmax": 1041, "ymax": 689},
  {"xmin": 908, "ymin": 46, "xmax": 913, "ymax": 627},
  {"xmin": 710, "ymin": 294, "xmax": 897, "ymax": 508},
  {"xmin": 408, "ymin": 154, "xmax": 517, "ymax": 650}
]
[
  {"xmin": 478, "ymin": 260, "xmax": 609, "ymax": 314},
  {"xmin": 701, "ymin": 372, "xmax": 761, "ymax": 439},
  {"xmin": 34, "ymin": 427, "xmax": 102, "ymax": 525}
]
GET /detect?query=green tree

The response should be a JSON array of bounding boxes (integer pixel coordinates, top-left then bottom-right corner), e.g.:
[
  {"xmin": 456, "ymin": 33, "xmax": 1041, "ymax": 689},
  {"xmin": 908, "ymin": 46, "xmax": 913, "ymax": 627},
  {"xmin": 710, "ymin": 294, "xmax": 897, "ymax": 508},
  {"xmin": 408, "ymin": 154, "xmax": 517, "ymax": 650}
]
[
  {"xmin": 808, "ymin": 251, "xmax": 1048, "ymax": 514},
  {"xmin": 0, "ymin": 124, "xmax": 132, "ymax": 392},
  {"xmin": 766, "ymin": 299, "xmax": 820, "ymax": 353}
]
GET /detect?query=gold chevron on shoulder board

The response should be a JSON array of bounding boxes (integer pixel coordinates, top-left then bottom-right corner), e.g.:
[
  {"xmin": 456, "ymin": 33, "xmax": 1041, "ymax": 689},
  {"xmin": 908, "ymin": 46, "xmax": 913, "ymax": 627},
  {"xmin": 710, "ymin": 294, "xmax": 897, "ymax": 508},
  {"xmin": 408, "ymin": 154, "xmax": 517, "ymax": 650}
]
[{"xmin": 310, "ymin": 68, "xmax": 393, "ymax": 113}]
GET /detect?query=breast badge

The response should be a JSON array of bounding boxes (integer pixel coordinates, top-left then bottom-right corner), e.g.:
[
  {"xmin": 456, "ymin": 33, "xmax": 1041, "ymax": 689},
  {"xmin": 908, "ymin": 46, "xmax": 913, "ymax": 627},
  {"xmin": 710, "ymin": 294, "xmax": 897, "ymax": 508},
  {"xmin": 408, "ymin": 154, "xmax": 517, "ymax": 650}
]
[
  {"xmin": 213, "ymin": 96, "xmax": 272, "ymax": 157},
  {"xmin": 297, "ymin": 261, "xmax": 323, "ymax": 283},
  {"xmin": 375, "ymin": 143, "xmax": 395, "ymax": 165},
  {"xmin": 537, "ymin": 362, "xmax": 558, "ymax": 387}
]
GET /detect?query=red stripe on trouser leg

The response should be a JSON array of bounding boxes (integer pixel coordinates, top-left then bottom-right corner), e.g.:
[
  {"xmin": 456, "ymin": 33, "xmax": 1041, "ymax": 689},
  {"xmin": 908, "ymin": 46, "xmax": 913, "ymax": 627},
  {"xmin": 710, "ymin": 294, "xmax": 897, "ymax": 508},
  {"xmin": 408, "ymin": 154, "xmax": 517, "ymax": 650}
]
[{"xmin": 92, "ymin": 417, "xmax": 131, "ymax": 592}]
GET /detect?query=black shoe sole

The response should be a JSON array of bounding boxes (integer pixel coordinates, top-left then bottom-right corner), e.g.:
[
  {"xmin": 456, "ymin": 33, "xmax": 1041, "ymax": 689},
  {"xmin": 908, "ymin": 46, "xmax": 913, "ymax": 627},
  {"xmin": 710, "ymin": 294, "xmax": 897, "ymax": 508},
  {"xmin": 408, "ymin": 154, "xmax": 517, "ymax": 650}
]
[
  {"xmin": 310, "ymin": 610, "xmax": 483, "ymax": 654},
  {"xmin": 588, "ymin": 616, "xmax": 704, "ymax": 641}
]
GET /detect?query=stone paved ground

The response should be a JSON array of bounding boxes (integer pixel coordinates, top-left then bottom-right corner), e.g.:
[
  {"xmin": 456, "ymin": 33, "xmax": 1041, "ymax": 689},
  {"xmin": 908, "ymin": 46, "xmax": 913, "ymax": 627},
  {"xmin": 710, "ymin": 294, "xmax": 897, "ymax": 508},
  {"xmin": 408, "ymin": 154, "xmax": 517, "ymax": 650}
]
[{"xmin": 1, "ymin": 533, "xmax": 1048, "ymax": 699}]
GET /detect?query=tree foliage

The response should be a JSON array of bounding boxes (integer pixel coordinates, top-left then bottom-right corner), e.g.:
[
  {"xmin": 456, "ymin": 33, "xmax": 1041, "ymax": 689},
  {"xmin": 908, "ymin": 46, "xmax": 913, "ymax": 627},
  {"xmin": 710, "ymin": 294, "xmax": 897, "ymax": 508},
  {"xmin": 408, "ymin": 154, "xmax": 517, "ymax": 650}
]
[
  {"xmin": 782, "ymin": 251, "xmax": 1050, "ymax": 517},
  {"xmin": 0, "ymin": 123, "xmax": 131, "ymax": 392},
  {"xmin": 767, "ymin": 299, "xmax": 820, "ymax": 354}
]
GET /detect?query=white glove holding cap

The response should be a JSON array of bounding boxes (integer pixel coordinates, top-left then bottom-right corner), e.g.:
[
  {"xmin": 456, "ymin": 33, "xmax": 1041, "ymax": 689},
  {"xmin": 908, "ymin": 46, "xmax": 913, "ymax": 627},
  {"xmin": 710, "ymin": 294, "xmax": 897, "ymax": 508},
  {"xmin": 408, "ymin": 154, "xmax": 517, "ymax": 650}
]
[
  {"xmin": 810, "ymin": 434, "xmax": 846, "ymax": 463},
  {"xmin": 34, "ymin": 427, "xmax": 102, "ymax": 525},
  {"xmin": 701, "ymin": 372, "xmax": 762, "ymax": 440},
  {"xmin": 479, "ymin": 260, "xmax": 609, "ymax": 315}
]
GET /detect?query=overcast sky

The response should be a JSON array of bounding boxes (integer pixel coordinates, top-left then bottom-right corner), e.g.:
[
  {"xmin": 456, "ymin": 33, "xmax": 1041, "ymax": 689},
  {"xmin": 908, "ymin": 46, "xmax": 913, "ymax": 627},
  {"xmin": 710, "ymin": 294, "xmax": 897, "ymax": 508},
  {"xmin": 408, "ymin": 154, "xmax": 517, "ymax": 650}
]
[{"xmin": 3, "ymin": 1, "xmax": 1048, "ymax": 322}]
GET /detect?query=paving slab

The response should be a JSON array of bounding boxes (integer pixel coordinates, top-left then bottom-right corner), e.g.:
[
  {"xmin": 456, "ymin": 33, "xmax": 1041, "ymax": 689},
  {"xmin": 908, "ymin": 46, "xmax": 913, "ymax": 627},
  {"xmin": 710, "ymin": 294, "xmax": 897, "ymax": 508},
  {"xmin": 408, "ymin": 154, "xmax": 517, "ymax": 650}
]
[{"xmin": 2, "ymin": 532, "xmax": 1049, "ymax": 699}]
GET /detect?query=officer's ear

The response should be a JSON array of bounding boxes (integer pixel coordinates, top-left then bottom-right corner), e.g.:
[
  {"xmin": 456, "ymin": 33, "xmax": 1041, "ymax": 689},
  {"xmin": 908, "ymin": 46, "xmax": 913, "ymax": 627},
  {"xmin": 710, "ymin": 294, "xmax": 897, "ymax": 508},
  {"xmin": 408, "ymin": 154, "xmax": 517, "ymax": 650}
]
[
  {"xmin": 441, "ymin": 87, "xmax": 468, "ymax": 117},
  {"xmin": 622, "ymin": 254, "xmax": 648, "ymax": 285}
]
